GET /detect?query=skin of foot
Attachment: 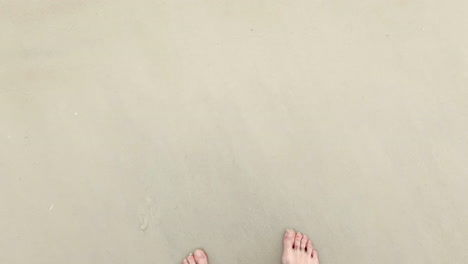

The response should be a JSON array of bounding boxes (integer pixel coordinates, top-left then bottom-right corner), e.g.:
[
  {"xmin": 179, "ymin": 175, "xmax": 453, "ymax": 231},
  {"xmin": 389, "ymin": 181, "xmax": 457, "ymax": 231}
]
[
  {"xmin": 282, "ymin": 229, "xmax": 319, "ymax": 264},
  {"xmin": 181, "ymin": 229, "xmax": 318, "ymax": 264},
  {"xmin": 183, "ymin": 249, "xmax": 208, "ymax": 264}
]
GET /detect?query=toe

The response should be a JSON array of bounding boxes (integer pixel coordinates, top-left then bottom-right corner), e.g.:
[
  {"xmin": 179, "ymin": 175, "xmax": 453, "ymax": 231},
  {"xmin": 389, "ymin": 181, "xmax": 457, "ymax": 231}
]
[
  {"xmin": 300, "ymin": 235, "xmax": 308, "ymax": 251},
  {"xmin": 306, "ymin": 240, "xmax": 315, "ymax": 256},
  {"xmin": 283, "ymin": 229, "xmax": 296, "ymax": 249},
  {"xmin": 294, "ymin": 232, "xmax": 303, "ymax": 250},
  {"xmin": 187, "ymin": 254, "xmax": 196, "ymax": 264},
  {"xmin": 183, "ymin": 258, "xmax": 189, "ymax": 264},
  {"xmin": 307, "ymin": 240, "xmax": 314, "ymax": 254},
  {"xmin": 194, "ymin": 249, "xmax": 208, "ymax": 264}
]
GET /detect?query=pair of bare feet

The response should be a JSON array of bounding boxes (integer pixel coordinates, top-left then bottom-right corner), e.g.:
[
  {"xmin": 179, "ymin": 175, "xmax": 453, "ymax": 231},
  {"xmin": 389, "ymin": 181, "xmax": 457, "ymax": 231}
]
[{"xmin": 182, "ymin": 229, "xmax": 319, "ymax": 264}]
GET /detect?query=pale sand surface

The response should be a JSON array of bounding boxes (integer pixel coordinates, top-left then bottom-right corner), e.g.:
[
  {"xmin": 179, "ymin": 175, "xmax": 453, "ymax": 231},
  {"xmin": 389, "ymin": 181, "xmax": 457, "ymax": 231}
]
[{"xmin": 1, "ymin": 1, "xmax": 467, "ymax": 263}]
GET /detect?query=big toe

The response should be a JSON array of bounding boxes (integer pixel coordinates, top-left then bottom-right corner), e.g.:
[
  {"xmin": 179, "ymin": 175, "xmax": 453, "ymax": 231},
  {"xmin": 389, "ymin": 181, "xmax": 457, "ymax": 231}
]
[
  {"xmin": 194, "ymin": 249, "xmax": 208, "ymax": 264},
  {"xmin": 283, "ymin": 229, "xmax": 296, "ymax": 249}
]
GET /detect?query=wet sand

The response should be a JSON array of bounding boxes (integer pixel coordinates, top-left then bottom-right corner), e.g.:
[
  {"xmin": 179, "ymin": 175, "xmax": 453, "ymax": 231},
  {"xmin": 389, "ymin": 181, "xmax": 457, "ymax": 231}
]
[{"xmin": 1, "ymin": 1, "xmax": 467, "ymax": 263}]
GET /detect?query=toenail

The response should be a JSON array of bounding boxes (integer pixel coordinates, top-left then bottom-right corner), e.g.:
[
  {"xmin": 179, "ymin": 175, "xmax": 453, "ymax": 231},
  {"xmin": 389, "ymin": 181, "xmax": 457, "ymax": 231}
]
[{"xmin": 194, "ymin": 249, "xmax": 205, "ymax": 257}]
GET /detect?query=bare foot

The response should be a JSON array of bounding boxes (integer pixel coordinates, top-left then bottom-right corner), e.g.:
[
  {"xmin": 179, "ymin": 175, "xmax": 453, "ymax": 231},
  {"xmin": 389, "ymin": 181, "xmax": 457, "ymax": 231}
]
[
  {"xmin": 182, "ymin": 249, "xmax": 208, "ymax": 264},
  {"xmin": 282, "ymin": 229, "xmax": 319, "ymax": 264}
]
